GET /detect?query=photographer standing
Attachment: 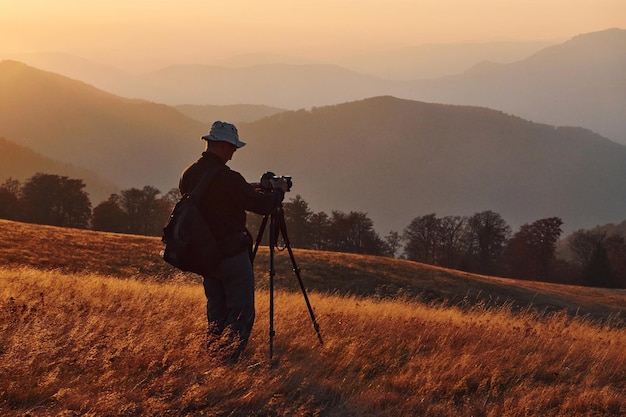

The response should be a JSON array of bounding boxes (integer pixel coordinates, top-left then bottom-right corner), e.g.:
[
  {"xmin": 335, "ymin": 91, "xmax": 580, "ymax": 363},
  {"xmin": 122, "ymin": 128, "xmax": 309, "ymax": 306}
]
[{"xmin": 179, "ymin": 121, "xmax": 289, "ymax": 363}]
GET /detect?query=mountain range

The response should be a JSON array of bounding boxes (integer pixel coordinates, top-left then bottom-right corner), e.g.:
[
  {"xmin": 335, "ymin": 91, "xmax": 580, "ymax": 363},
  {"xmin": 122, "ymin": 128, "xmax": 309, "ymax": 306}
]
[
  {"xmin": 1, "ymin": 59, "xmax": 625, "ymax": 236},
  {"xmin": 0, "ymin": 137, "xmax": 118, "ymax": 203},
  {"xmin": 3, "ymin": 28, "xmax": 623, "ymax": 144},
  {"xmin": 0, "ymin": 60, "xmax": 202, "ymax": 198}
]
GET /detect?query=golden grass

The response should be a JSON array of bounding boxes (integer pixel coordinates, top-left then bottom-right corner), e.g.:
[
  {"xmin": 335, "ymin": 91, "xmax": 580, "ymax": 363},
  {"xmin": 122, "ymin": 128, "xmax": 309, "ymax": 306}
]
[
  {"xmin": 2, "ymin": 219, "xmax": 625, "ymax": 322},
  {"xmin": 2, "ymin": 267, "xmax": 625, "ymax": 416}
]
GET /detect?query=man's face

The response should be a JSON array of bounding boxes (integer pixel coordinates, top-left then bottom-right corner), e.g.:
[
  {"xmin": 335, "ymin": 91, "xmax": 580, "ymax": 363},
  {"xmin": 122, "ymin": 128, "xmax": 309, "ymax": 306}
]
[
  {"xmin": 210, "ymin": 140, "xmax": 238, "ymax": 162},
  {"xmin": 223, "ymin": 142, "xmax": 238, "ymax": 161}
]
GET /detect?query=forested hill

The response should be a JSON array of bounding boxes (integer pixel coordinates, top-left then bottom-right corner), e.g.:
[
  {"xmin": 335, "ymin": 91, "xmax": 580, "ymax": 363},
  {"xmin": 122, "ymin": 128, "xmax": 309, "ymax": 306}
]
[{"xmin": 234, "ymin": 96, "xmax": 626, "ymax": 236}]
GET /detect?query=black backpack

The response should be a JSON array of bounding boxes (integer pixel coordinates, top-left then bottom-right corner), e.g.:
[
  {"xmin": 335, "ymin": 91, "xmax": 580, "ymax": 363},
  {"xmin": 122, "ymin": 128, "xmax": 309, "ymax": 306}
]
[{"xmin": 162, "ymin": 164, "xmax": 223, "ymax": 275}]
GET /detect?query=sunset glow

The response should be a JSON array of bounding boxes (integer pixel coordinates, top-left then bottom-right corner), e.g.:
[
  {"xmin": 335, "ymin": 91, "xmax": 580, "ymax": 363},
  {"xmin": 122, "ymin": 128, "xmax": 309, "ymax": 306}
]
[{"xmin": 1, "ymin": 0, "xmax": 625, "ymax": 71}]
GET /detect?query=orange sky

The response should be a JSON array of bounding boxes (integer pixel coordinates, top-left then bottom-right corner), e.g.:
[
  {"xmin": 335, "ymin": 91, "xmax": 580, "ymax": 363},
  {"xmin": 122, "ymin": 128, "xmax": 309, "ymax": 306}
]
[{"xmin": 1, "ymin": 0, "xmax": 625, "ymax": 71}]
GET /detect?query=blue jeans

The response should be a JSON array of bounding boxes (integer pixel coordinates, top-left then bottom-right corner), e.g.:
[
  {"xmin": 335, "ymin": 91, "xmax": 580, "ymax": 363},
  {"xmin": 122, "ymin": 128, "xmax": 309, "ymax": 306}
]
[{"xmin": 202, "ymin": 250, "xmax": 255, "ymax": 360}]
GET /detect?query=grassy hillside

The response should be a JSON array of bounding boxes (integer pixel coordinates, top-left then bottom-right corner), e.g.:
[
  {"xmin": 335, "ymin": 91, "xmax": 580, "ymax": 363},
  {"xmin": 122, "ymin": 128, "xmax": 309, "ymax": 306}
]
[
  {"xmin": 1, "ymin": 220, "xmax": 625, "ymax": 415},
  {"xmin": 2, "ymin": 267, "xmax": 624, "ymax": 416},
  {"xmin": 1, "ymin": 219, "xmax": 625, "ymax": 320}
]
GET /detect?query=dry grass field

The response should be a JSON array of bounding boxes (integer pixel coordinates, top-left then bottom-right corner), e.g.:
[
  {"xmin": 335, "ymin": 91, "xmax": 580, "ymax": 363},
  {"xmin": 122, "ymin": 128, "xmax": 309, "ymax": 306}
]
[{"xmin": 1, "ymin": 219, "xmax": 625, "ymax": 416}]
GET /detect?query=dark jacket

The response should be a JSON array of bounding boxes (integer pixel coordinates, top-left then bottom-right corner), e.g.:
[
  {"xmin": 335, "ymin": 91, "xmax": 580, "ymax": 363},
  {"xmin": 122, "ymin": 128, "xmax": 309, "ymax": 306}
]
[{"xmin": 179, "ymin": 152, "xmax": 284, "ymax": 242}]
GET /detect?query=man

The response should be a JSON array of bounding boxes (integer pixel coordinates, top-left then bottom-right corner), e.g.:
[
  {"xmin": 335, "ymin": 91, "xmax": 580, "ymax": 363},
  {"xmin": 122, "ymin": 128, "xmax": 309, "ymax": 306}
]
[{"xmin": 179, "ymin": 121, "xmax": 289, "ymax": 363}]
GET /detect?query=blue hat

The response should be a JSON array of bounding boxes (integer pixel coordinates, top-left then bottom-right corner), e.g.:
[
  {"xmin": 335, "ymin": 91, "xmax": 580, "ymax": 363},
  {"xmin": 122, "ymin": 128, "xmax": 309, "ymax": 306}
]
[{"xmin": 202, "ymin": 121, "xmax": 246, "ymax": 148}]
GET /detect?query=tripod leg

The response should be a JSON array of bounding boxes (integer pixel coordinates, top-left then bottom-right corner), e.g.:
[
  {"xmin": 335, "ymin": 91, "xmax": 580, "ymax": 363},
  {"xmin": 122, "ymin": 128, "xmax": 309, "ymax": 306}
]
[
  {"xmin": 268, "ymin": 213, "xmax": 277, "ymax": 359},
  {"xmin": 251, "ymin": 214, "xmax": 269, "ymax": 263},
  {"xmin": 276, "ymin": 209, "xmax": 324, "ymax": 346}
]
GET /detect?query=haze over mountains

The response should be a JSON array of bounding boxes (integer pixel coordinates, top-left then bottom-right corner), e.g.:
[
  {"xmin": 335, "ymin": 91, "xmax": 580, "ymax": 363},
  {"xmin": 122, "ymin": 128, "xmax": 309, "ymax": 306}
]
[
  {"xmin": 0, "ymin": 60, "xmax": 202, "ymax": 202},
  {"xmin": 0, "ymin": 138, "xmax": 118, "ymax": 203},
  {"xmin": 4, "ymin": 29, "xmax": 624, "ymax": 144},
  {"xmin": 1, "ymin": 58, "xmax": 625, "ymax": 236}
]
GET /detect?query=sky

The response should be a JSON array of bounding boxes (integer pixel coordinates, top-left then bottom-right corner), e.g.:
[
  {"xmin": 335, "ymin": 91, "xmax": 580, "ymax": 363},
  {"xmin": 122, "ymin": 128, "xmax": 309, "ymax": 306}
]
[{"xmin": 1, "ymin": 0, "xmax": 625, "ymax": 71}]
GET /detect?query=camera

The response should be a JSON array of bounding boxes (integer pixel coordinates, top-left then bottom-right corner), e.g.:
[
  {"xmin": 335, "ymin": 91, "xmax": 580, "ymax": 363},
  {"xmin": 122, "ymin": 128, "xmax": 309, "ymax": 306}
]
[{"xmin": 260, "ymin": 171, "xmax": 292, "ymax": 192}]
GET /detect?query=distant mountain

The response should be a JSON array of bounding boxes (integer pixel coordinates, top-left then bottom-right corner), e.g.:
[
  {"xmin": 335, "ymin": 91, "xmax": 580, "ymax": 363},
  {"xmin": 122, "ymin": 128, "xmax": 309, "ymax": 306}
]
[
  {"xmin": 124, "ymin": 29, "xmax": 626, "ymax": 144},
  {"xmin": 231, "ymin": 96, "xmax": 626, "ymax": 236},
  {"xmin": 336, "ymin": 40, "xmax": 552, "ymax": 80},
  {"xmin": 405, "ymin": 28, "xmax": 626, "ymax": 144},
  {"xmin": 4, "ymin": 29, "xmax": 624, "ymax": 144},
  {"xmin": 174, "ymin": 104, "xmax": 286, "ymax": 124},
  {"xmin": 1, "ymin": 62, "xmax": 624, "ymax": 235},
  {"xmin": 0, "ymin": 60, "xmax": 205, "ymax": 195},
  {"xmin": 130, "ymin": 63, "xmax": 392, "ymax": 107},
  {"xmin": 0, "ymin": 52, "xmax": 132, "ymax": 96},
  {"xmin": 0, "ymin": 137, "xmax": 118, "ymax": 204}
]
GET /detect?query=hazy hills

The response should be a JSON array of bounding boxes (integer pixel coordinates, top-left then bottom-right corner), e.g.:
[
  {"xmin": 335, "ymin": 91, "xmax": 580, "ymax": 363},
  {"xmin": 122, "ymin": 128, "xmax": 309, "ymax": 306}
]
[
  {"xmin": 138, "ymin": 28, "xmax": 626, "ymax": 144},
  {"xmin": 1, "ymin": 61, "xmax": 625, "ymax": 236},
  {"xmin": 5, "ymin": 29, "xmax": 623, "ymax": 144},
  {"xmin": 1, "ymin": 40, "xmax": 551, "ymax": 95},
  {"xmin": 174, "ymin": 104, "xmax": 286, "ymax": 124},
  {"xmin": 0, "ymin": 138, "xmax": 117, "ymax": 203},
  {"xmin": 0, "ymin": 60, "xmax": 204, "ymax": 198},
  {"xmin": 334, "ymin": 40, "xmax": 553, "ymax": 80},
  {"xmin": 404, "ymin": 28, "xmax": 626, "ymax": 144}
]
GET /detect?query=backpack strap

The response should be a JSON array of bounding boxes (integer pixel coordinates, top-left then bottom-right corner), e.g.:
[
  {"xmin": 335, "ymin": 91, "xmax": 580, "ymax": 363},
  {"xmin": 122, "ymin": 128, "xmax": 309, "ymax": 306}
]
[{"xmin": 188, "ymin": 163, "xmax": 223, "ymax": 200}]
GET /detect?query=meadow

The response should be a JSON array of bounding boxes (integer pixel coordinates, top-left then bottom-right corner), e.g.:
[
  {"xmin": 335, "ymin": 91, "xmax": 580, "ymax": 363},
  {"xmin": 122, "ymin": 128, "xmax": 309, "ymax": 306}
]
[{"xmin": 1, "ymin": 219, "xmax": 625, "ymax": 416}]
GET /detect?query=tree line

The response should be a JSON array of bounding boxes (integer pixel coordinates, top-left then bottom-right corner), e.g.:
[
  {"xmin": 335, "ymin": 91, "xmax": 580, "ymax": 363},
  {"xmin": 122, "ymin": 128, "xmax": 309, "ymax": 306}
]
[{"xmin": 1, "ymin": 173, "xmax": 624, "ymax": 289}]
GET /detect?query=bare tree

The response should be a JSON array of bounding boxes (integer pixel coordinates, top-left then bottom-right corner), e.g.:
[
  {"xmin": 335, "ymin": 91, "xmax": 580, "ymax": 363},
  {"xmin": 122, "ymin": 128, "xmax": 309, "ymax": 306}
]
[
  {"xmin": 437, "ymin": 216, "xmax": 466, "ymax": 268},
  {"xmin": 403, "ymin": 213, "xmax": 439, "ymax": 264},
  {"xmin": 385, "ymin": 230, "xmax": 404, "ymax": 258},
  {"xmin": 567, "ymin": 229, "xmax": 606, "ymax": 268},
  {"xmin": 462, "ymin": 211, "xmax": 511, "ymax": 274}
]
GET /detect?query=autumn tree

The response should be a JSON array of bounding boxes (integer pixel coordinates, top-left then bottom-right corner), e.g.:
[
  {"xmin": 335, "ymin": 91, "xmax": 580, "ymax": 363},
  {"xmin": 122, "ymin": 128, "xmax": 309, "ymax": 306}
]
[
  {"xmin": 20, "ymin": 173, "xmax": 91, "ymax": 228},
  {"xmin": 461, "ymin": 210, "xmax": 511, "ymax": 274},
  {"xmin": 92, "ymin": 186, "xmax": 176, "ymax": 236},
  {"xmin": 582, "ymin": 244, "xmax": 613, "ymax": 288},
  {"xmin": 282, "ymin": 194, "xmax": 314, "ymax": 248},
  {"xmin": 436, "ymin": 215, "xmax": 466, "ymax": 267},
  {"xmin": 568, "ymin": 230, "xmax": 626, "ymax": 288},
  {"xmin": 502, "ymin": 217, "xmax": 563, "ymax": 280},
  {"xmin": 403, "ymin": 213, "xmax": 440, "ymax": 264},
  {"xmin": 92, "ymin": 194, "xmax": 127, "ymax": 233},
  {"xmin": 309, "ymin": 211, "xmax": 331, "ymax": 251},
  {"xmin": 604, "ymin": 235, "xmax": 626, "ymax": 288},
  {"xmin": 118, "ymin": 186, "xmax": 164, "ymax": 235},
  {"xmin": 326, "ymin": 210, "xmax": 387, "ymax": 255},
  {"xmin": 403, "ymin": 214, "xmax": 467, "ymax": 268},
  {"xmin": 0, "ymin": 178, "xmax": 21, "ymax": 220},
  {"xmin": 567, "ymin": 230, "xmax": 607, "ymax": 268}
]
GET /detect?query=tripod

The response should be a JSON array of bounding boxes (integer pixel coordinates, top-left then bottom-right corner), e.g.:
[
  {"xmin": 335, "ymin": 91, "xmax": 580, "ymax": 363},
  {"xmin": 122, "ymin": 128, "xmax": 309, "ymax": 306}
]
[{"xmin": 252, "ymin": 204, "xmax": 323, "ymax": 359}]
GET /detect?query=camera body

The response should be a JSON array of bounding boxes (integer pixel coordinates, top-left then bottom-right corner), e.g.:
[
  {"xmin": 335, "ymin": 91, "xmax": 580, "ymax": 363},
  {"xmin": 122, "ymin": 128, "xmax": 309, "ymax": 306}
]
[{"xmin": 260, "ymin": 171, "xmax": 292, "ymax": 192}]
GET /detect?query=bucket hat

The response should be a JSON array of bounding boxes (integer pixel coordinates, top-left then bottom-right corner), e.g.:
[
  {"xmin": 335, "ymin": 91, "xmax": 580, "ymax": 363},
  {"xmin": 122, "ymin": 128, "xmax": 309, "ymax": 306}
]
[{"xmin": 202, "ymin": 121, "xmax": 246, "ymax": 148}]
